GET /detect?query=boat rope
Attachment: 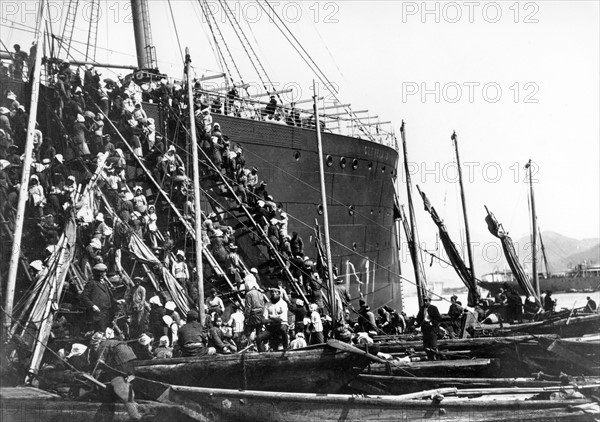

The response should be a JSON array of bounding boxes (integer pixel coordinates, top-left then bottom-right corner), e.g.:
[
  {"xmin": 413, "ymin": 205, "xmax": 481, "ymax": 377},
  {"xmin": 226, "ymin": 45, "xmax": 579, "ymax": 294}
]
[
  {"xmin": 167, "ymin": 0, "xmax": 185, "ymax": 64},
  {"xmin": 218, "ymin": 0, "xmax": 275, "ymax": 96},
  {"xmin": 258, "ymin": 0, "xmax": 375, "ymax": 142},
  {"xmin": 197, "ymin": 0, "xmax": 241, "ymax": 86},
  {"xmin": 157, "ymin": 103, "xmax": 455, "ymax": 305}
]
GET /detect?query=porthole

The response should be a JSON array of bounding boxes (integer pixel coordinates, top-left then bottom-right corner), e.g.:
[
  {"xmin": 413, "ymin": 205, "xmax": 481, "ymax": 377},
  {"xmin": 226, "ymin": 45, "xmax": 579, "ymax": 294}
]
[
  {"xmin": 352, "ymin": 159, "xmax": 359, "ymax": 170},
  {"xmin": 317, "ymin": 204, "xmax": 324, "ymax": 215},
  {"xmin": 348, "ymin": 205, "xmax": 355, "ymax": 216},
  {"xmin": 326, "ymin": 155, "xmax": 333, "ymax": 167},
  {"xmin": 370, "ymin": 209, "xmax": 374, "ymax": 215},
  {"xmin": 368, "ymin": 162, "xmax": 373, "ymax": 171},
  {"xmin": 293, "ymin": 151, "xmax": 301, "ymax": 161},
  {"xmin": 381, "ymin": 166, "xmax": 386, "ymax": 173},
  {"xmin": 340, "ymin": 157, "xmax": 347, "ymax": 169}
]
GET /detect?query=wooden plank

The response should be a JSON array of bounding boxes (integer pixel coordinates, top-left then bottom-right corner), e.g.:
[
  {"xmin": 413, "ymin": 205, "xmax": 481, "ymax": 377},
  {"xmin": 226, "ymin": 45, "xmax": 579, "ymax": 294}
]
[{"xmin": 0, "ymin": 387, "xmax": 60, "ymax": 400}]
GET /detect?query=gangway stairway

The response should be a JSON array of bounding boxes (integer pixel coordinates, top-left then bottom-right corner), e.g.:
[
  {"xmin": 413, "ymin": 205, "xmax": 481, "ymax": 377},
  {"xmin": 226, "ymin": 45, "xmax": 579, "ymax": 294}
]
[
  {"xmin": 195, "ymin": 145, "xmax": 310, "ymax": 305},
  {"xmin": 97, "ymin": 108, "xmax": 244, "ymax": 308}
]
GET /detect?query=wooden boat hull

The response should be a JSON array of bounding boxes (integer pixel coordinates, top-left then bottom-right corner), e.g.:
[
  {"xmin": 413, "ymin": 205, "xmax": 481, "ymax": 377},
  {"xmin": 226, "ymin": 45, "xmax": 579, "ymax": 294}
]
[
  {"xmin": 0, "ymin": 387, "xmax": 197, "ymax": 422},
  {"xmin": 133, "ymin": 345, "xmax": 370, "ymax": 393},
  {"xmin": 352, "ymin": 374, "xmax": 600, "ymax": 395},
  {"xmin": 155, "ymin": 384, "xmax": 595, "ymax": 422},
  {"xmin": 481, "ymin": 313, "xmax": 600, "ymax": 338},
  {"xmin": 362, "ymin": 358, "xmax": 499, "ymax": 378}
]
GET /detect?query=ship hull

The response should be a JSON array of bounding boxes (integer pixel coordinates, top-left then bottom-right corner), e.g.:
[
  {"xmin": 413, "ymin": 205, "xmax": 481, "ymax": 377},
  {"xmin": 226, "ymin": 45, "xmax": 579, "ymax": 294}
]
[
  {"xmin": 479, "ymin": 276, "xmax": 600, "ymax": 296},
  {"xmin": 143, "ymin": 103, "xmax": 401, "ymax": 311},
  {"xmin": 187, "ymin": 111, "xmax": 402, "ymax": 311}
]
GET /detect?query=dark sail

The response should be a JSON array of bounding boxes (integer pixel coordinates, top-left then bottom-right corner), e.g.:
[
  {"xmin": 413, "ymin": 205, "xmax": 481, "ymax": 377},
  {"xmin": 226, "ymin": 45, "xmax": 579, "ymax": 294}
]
[
  {"xmin": 485, "ymin": 208, "xmax": 541, "ymax": 305},
  {"xmin": 418, "ymin": 188, "xmax": 480, "ymax": 307}
]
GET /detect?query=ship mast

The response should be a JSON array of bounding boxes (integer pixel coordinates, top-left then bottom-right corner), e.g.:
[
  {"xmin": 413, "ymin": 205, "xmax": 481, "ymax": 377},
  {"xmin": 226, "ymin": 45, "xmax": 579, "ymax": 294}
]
[
  {"xmin": 451, "ymin": 132, "xmax": 477, "ymax": 290},
  {"xmin": 526, "ymin": 159, "xmax": 541, "ymax": 299},
  {"xmin": 186, "ymin": 48, "xmax": 205, "ymax": 325},
  {"xmin": 3, "ymin": 1, "xmax": 45, "ymax": 333},
  {"xmin": 131, "ymin": 0, "xmax": 157, "ymax": 70},
  {"xmin": 400, "ymin": 121, "xmax": 427, "ymax": 307},
  {"xmin": 313, "ymin": 80, "xmax": 337, "ymax": 326}
]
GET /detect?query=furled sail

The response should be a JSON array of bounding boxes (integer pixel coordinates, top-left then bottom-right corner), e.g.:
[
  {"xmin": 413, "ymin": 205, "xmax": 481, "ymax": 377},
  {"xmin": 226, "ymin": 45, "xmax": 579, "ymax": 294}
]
[
  {"xmin": 485, "ymin": 208, "xmax": 541, "ymax": 305},
  {"xmin": 418, "ymin": 188, "xmax": 480, "ymax": 307}
]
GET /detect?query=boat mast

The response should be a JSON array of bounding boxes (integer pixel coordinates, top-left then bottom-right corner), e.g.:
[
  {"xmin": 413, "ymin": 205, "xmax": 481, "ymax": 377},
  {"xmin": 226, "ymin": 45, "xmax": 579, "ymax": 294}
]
[
  {"xmin": 526, "ymin": 159, "xmax": 541, "ymax": 299},
  {"xmin": 186, "ymin": 48, "xmax": 205, "ymax": 326},
  {"xmin": 130, "ymin": 0, "xmax": 157, "ymax": 70},
  {"xmin": 3, "ymin": 1, "xmax": 45, "ymax": 333},
  {"xmin": 451, "ymin": 132, "xmax": 477, "ymax": 288},
  {"xmin": 538, "ymin": 229, "xmax": 551, "ymax": 277},
  {"xmin": 313, "ymin": 80, "xmax": 336, "ymax": 326},
  {"xmin": 400, "ymin": 121, "xmax": 426, "ymax": 307}
]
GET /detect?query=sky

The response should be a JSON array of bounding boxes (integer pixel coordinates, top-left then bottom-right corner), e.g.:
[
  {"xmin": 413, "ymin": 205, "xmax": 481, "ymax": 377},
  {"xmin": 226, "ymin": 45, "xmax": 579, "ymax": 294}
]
[{"xmin": 2, "ymin": 0, "xmax": 599, "ymax": 287}]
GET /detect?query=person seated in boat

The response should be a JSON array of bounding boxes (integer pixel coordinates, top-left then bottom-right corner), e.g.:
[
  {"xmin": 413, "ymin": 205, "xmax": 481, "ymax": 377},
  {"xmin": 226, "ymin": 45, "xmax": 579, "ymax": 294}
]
[
  {"xmin": 585, "ymin": 297, "xmax": 597, "ymax": 313},
  {"xmin": 164, "ymin": 300, "xmax": 183, "ymax": 327},
  {"xmin": 416, "ymin": 296, "xmax": 441, "ymax": 361},
  {"xmin": 376, "ymin": 307, "xmax": 391, "ymax": 333},
  {"xmin": 543, "ymin": 291, "xmax": 556, "ymax": 313},
  {"xmin": 176, "ymin": 310, "xmax": 210, "ymax": 357},
  {"xmin": 494, "ymin": 288, "xmax": 507, "ymax": 305},
  {"xmin": 132, "ymin": 333, "xmax": 154, "ymax": 361},
  {"xmin": 153, "ymin": 336, "xmax": 173, "ymax": 359},
  {"xmin": 523, "ymin": 296, "xmax": 541, "ymax": 321},
  {"xmin": 289, "ymin": 332, "xmax": 307, "ymax": 349},
  {"xmin": 256, "ymin": 288, "xmax": 289, "ymax": 352},
  {"xmin": 208, "ymin": 316, "xmax": 237, "ymax": 354}
]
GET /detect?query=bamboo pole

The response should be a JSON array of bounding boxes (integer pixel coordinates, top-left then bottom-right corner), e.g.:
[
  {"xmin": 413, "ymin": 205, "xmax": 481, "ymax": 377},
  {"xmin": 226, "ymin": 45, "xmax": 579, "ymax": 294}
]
[
  {"xmin": 400, "ymin": 121, "xmax": 426, "ymax": 307},
  {"xmin": 313, "ymin": 80, "xmax": 336, "ymax": 325},
  {"xmin": 186, "ymin": 48, "xmax": 205, "ymax": 325},
  {"xmin": 526, "ymin": 159, "xmax": 541, "ymax": 301},
  {"xmin": 3, "ymin": 1, "xmax": 46, "ymax": 332}
]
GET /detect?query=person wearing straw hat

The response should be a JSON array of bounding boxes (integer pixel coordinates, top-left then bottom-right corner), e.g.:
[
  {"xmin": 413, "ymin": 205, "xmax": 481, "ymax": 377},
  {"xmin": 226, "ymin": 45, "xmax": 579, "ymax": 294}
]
[{"xmin": 416, "ymin": 296, "xmax": 441, "ymax": 360}]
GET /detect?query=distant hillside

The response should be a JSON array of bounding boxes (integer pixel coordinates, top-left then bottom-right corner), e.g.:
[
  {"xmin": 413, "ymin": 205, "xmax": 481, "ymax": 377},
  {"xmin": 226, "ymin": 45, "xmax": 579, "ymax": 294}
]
[{"xmin": 516, "ymin": 231, "xmax": 599, "ymax": 272}]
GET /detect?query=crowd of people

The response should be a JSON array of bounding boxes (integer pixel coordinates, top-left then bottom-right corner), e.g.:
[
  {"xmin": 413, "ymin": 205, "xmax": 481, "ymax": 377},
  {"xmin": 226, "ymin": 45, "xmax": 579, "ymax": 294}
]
[{"xmin": 2, "ymin": 54, "xmax": 420, "ymax": 369}]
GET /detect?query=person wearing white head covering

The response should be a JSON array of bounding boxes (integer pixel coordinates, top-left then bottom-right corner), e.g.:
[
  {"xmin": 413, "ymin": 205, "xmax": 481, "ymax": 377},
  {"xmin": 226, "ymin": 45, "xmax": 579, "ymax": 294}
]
[
  {"xmin": 162, "ymin": 314, "xmax": 178, "ymax": 346},
  {"xmin": 164, "ymin": 300, "xmax": 183, "ymax": 327},
  {"xmin": 290, "ymin": 332, "xmax": 307, "ymax": 349},
  {"xmin": 154, "ymin": 335, "xmax": 173, "ymax": 359},
  {"xmin": 28, "ymin": 174, "xmax": 45, "ymax": 218}
]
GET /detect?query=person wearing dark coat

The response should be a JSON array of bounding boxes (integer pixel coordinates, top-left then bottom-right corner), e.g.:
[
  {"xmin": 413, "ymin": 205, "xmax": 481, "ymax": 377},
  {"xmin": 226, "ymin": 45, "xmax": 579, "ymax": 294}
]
[
  {"xmin": 80, "ymin": 263, "xmax": 115, "ymax": 332},
  {"xmin": 505, "ymin": 284, "xmax": 523, "ymax": 323},
  {"xmin": 177, "ymin": 310, "xmax": 208, "ymax": 357},
  {"xmin": 585, "ymin": 297, "xmax": 597, "ymax": 313},
  {"xmin": 416, "ymin": 297, "xmax": 441, "ymax": 360},
  {"xmin": 543, "ymin": 291, "xmax": 556, "ymax": 313}
]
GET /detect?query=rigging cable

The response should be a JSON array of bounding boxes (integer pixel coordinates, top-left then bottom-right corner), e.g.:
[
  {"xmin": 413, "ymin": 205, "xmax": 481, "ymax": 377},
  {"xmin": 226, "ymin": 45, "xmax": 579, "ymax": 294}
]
[
  {"xmin": 258, "ymin": 0, "xmax": 375, "ymax": 142},
  {"xmin": 167, "ymin": 0, "xmax": 185, "ymax": 64}
]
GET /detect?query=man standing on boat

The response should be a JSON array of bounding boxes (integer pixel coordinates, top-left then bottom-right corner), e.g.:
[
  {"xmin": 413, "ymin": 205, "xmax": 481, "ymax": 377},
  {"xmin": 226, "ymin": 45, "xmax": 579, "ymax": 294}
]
[
  {"xmin": 80, "ymin": 263, "xmax": 115, "ymax": 332},
  {"xmin": 256, "ymin": 288, "xmax": 289, "ymax": 351},
  {"xmin": 416, "ymin": 296, "xmax": 441, "ymax": 360}
]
